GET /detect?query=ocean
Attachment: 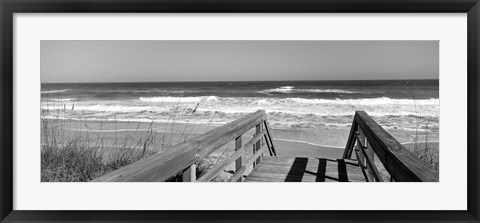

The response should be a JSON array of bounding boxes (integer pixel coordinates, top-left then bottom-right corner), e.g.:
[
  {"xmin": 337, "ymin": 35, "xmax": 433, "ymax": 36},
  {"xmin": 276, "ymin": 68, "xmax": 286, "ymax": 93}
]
[{"xmin": 41, "ymin": 80, "xmax": 439, "ymax": 145}]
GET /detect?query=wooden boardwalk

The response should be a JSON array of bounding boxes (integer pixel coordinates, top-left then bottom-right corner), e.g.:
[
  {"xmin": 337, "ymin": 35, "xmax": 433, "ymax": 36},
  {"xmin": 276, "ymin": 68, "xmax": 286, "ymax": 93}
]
[
  {"xmin": 245, "ymin": 157, "xmax": 366, "ymax": 182},
  {"xmin": 93, "ymin": 110, "xmax": 439, "ymax": 183}
]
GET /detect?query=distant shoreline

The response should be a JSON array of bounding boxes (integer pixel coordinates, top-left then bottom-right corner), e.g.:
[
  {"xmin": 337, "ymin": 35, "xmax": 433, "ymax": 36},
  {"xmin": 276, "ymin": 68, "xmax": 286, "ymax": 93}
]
[{"xmin": 41, "ymin": 79, "xmax": 440, "ymax": 85}]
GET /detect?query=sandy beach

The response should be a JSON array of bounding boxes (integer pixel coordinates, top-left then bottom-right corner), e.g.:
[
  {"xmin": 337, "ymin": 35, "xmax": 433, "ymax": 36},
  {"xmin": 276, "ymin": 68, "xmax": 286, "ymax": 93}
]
[{"xmin": 43, "ymin": 118, "xmax": 438, "ymax": 160}]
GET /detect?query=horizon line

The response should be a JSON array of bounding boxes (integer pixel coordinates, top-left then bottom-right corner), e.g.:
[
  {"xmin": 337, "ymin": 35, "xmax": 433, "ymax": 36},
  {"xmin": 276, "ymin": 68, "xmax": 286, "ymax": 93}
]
[{"xmin": 41, "ymin": 78, "xmax": 440, "ymax": 84}]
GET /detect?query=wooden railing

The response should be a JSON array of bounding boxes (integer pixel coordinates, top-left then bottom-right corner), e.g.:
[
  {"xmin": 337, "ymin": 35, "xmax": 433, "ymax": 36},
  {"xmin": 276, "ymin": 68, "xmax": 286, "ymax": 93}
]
[
  {"xmin": 343, "ymin": 111, "xmax": 439, "ymax": 182},
  {"xmin": 92, "ymin": 110, "xmax": 276, "ymax": 182}
]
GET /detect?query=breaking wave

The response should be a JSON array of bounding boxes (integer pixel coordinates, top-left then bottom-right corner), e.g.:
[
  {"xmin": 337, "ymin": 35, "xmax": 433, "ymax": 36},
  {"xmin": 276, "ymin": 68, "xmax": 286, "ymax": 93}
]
[
  {"xmin": 258, "ymin": 86, "xmax": 360, "ymax": 94},
  {"xmin": 41, "ymin": 89, "xmax": 69, "ymax": 94},
  {"xmin": 41, "ymin": 95, "xmax": 439, "ymax": 132},
  {"xmin": 139, "ymin": 96, "xmax": 219, "ymax": 103}
]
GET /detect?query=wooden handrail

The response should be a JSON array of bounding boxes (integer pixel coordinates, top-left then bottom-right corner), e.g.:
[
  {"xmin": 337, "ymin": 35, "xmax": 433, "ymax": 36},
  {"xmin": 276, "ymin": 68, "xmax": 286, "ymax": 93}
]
[
  {"xmin": 343, "ymin": 111, "xmax": 439, "ymax": 182},
  {"xmin": 92, "ymin": 110, "xmax": 275, "ymax": 182},
  {"xmin": 197, "ymin": 130, "xmax": 267, "ymax": 182}
]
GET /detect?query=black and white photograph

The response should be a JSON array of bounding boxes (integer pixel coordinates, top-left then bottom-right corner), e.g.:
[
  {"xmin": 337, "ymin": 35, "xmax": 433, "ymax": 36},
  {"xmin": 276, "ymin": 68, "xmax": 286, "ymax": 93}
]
[{"xmin": 40, "ymin": 40, "xmax": 440, "ymax": 182}]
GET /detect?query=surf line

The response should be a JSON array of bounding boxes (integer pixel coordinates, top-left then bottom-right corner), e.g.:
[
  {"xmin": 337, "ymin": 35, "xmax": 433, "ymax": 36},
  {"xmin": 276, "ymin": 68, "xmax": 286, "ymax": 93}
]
[{"xmin": 272, "ymin": 137, "xmax": 344, "ymax": 149}]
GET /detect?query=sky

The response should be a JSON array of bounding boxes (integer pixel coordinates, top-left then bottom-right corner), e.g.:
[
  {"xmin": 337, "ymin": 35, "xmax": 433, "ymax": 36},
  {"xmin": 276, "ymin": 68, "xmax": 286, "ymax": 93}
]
[{"xmin": 41, "ymin": 40, "xmax": 439, "ymax": 83}]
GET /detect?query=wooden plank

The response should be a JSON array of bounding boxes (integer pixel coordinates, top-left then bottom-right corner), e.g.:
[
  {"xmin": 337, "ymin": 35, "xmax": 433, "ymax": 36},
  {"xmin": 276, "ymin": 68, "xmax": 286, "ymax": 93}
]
[
  {"xmin": 364, "ymin": 138, "xmax": 375, "ymax": 181},
  {"xmin": 92, "ymin": 141, "xmax": 199, "ymax": 182},
  {"xmin": 244, "ymin": 130, "xmax": 266, "ymax": 149},
  {"xmin": 263, "ymin": 134, "xmax": 273, "ymax": 156},
  {"xmin": 182, "ymin": 164, "xmax": 196, "ymax": 182},
  {"xmin": 258, "ymin": 158, "xmax": 300, "ymax": 166},
  {"xmin": 252, "ymin": 165, "xmax": 319, "ymax": 176},
  {"xmin": 253, "ymin": 123, "xmax": 261, "ymax": 167},
  {"xmin": 355, "ymin": 144, "xmax": 365, "ymax": 169},
  {"xmin": 92, "ymin": 110, "xmax": 267, "ymax": 182},
  {"xmin": 245, "ymin": 175, "xmax": 285, "ymax": 182},
  {"xmin": 258, "ymin": 157, "xmax": 363, "ymax": 176},
  {"xmin": 246, "ymin": 168, "xmax": 365, "ymax": 182},
  {"xmin": 228, "ymin": 146, "xmax": 267, "ymax": 182},
  {"xmin": 359, "ymin": 141, "xmax": 382, "ymax": 182},
  {"xmin": 247, "ymin": 171, "xmax": 315, "ymax": 182},
  {"xmin": 343, "ymin": 159, "xmax": 360, "ymax": 166},
  {"xmin": 234, "ymin": 136, "xmax": 243, "ymax": 182},
  {"xmin": 250, "ymin": 165, "xmax": 358, "ymax": 178},
  {"xmin": 354, "ymin": 150, "xmax": 369, "ymax": 181},
  {"xmin": 261, "ymin": 157, "xmax": 361, "ymax": 166},
  {"xmin": 245, "ymin": 157, "xmax": 367, "ymax": 182},
  {"xmin": 257, "ymin": 159, "xmax": 331, "ymax": 173},
  {"xmin": 357, "ymin": 128, "xmax": 366, "ymax": 148},
  {"xmin": 256, "ymin": 161, "xmax": 321, "ymax": 170},
  {"xmin": 343, "ymin": 121, "xmax": 357, "ymax": 159},
  {"xmin": 344, "ymin": 164, "xmax": 365, "ymax": 177},
  {"xmin": 356, "ymin": 130, "xmax": 366, "ymax": 166},
  {"xmin": 197, "ymin": 131, "xmax": 266, "ymax": 182},
  {"xmin": 358, "ymin": 130, "xmax": 381, "ymax": 182},
  {"xmin": 197, "ymin": 148, "xmax": 245, "ymax": 182}
]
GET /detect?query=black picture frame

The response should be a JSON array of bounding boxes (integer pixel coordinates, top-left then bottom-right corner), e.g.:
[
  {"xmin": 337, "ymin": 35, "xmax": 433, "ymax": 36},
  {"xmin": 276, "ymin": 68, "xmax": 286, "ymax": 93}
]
[{"xmin": 1, "ymin": 0, "xmax": 479, "ymax": 222}]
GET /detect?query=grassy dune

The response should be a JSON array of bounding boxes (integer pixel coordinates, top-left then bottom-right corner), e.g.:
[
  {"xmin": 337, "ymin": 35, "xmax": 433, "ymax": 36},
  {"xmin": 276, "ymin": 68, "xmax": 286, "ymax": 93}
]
[{"xmin": 40, "ymin": 99, "xmax": 208, "ymax": 182}]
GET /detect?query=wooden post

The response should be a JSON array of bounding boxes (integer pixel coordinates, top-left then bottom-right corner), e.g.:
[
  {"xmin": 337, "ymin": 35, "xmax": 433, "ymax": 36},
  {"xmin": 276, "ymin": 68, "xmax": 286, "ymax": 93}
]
[
  {"xmin": 254, "ymin": 123, "xmax": 262, "ymax": 166},
  {"xmin": 261, "ymin": 123, "xmax": 265, "ymax": 159},
  {"xmin": 235, "ymin": 135, "xmax": 243, "ymax": 182},
  {"xmin": 357, "ymin": 128, "xmax": 366, "ymax": 168},
  {"xmin": 355, "ymin": 128, "xmax": 368, "ymax": 181},
  {"xmin": 182, "ymin": 164, "xmax": 196, "ymax": 182},
  {"xmin": 355, "ymin": 141, "xmax": 365, "ymax": 168},
  {"xmin": 343, "ymin": 120, "xmax": 357, "ymax": 159},
  {"xmin": 263, "ymin": 120, "xmax": 277, "ymax": 156},
  {"xmin": 364, "ymin": 138, "xmax": 375, "ymax": 182}
]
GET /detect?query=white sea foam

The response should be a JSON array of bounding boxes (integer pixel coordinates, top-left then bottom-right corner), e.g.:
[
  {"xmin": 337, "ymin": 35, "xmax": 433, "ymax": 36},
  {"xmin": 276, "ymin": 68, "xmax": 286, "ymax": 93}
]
[
  {"xmin": 259, "ymin": 86, "xmax": 294, "ymax": 93},
  {"xmin": 50, "ymin": 98, "xmax": 75, "ymax": 102},
  {"xmin": 133, "ymin": 90, "xmax": 186, "ymax": 94},
  {"xmin": 274, "ymin": 137, "xmax": 345, "ymax": 148},
  {"xmin": 296, "ymin": 89, "xmax": 360, "ymax": 94},
  {"xmin": 139, "ymin": 96, "xmax": 218, "ymax": 103},
  {"xmin": 137, "ymin": 96, "xmax": 438, "ymax": 106},
  {"xmin": 42, "ymin": 95, "xmax": 439, "ymax": 133},
  {"xmin": 258, "ymin": 86, "xmax": 360, "ymax": 94},
  {"xmin": 287, "ymin": 97, "xmax": 439, "ymax": 106},
  {"xmin": 43, "ymin": 96, "xmax": 439, "ymax": 118},
  {"xmin": 41, "ymin": 89, "xmax": 69, "ymax": 94}
]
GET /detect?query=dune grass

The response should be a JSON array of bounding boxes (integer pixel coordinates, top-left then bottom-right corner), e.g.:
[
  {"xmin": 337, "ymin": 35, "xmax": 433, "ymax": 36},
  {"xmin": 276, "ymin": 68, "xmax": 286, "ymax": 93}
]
[
  {"xmin": 410, "ymin": 93, "xmax": 439, "ymax": 171},
  {"xmin": 41, "ymin": 114, "xmax": 165, "ymax": 182},
  {"xmin": 41, "ymin": 142, "xmax": 156, "ymax": 182},
  {"xmin": 40, "ymin": 96, "xmax": 218, "ymax": 182}
]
